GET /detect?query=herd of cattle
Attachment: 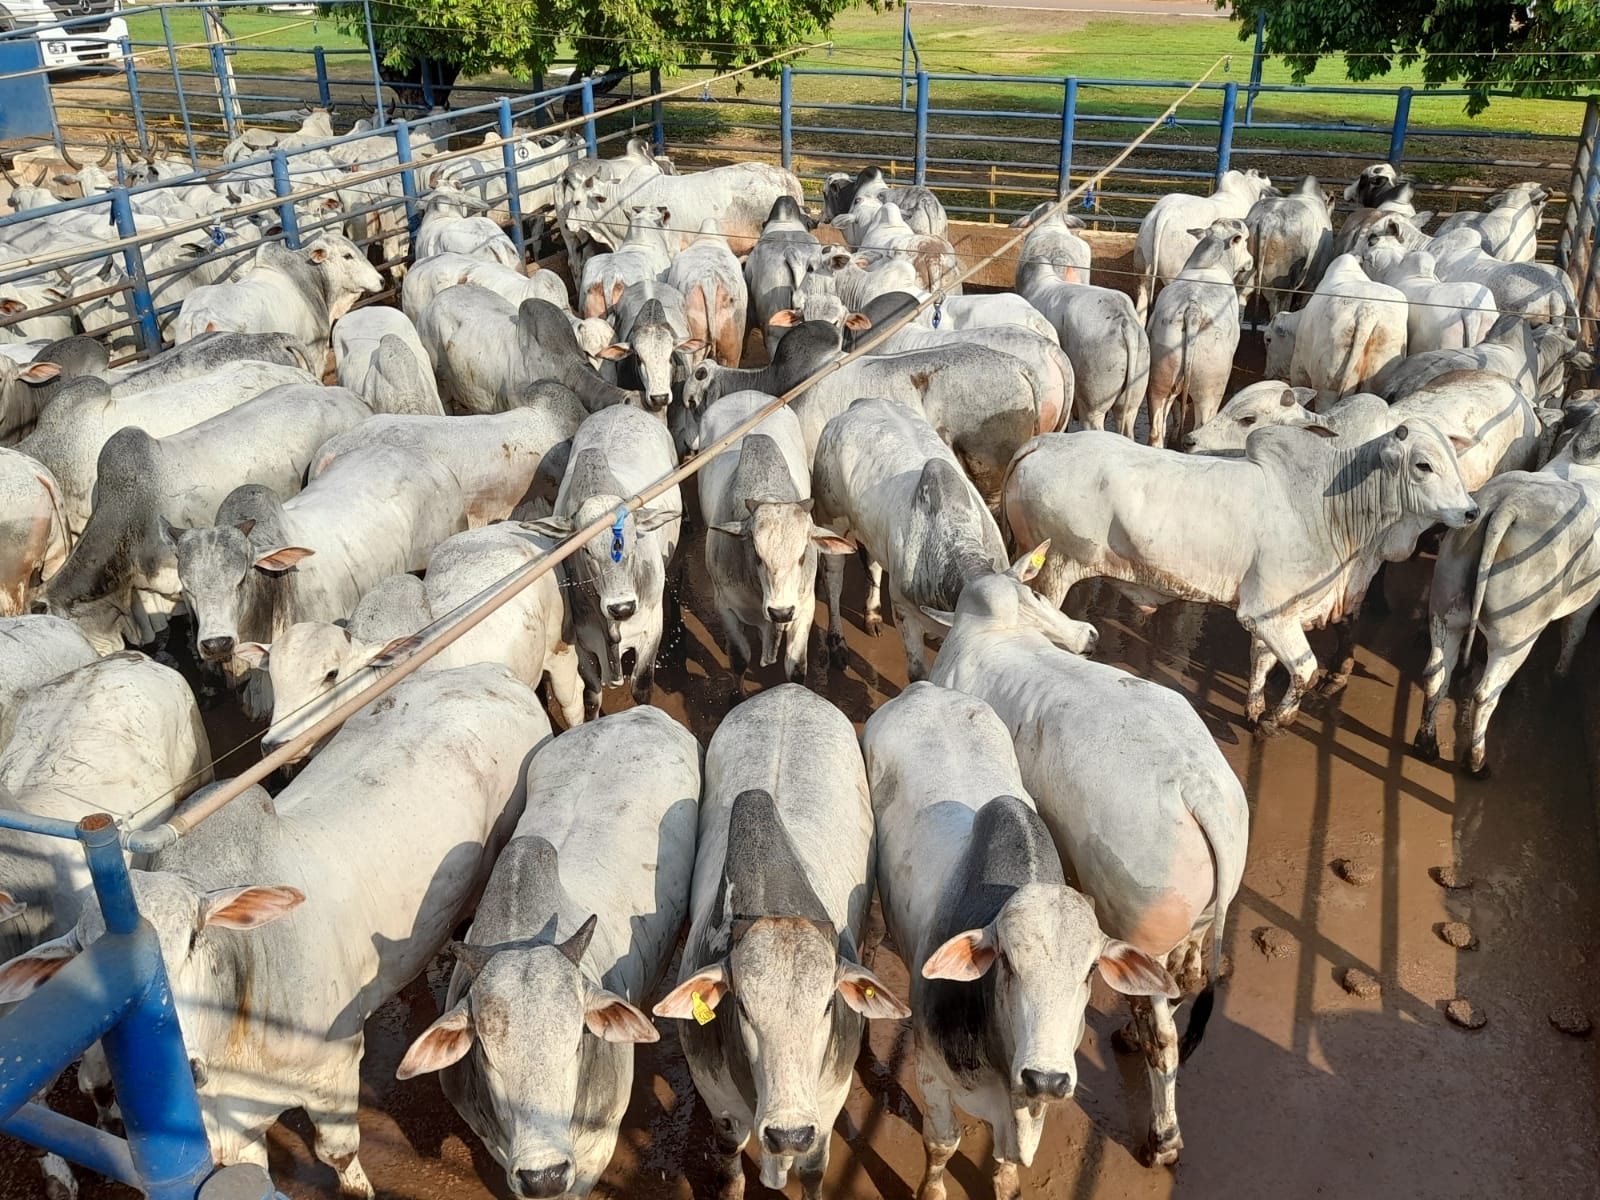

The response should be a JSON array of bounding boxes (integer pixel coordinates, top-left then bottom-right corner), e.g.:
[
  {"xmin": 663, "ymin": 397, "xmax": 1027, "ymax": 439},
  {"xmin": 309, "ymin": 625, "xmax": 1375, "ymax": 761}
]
[{"xmin": 0, "ymin": 121, "xmax": 1594, "ymax": 1200}]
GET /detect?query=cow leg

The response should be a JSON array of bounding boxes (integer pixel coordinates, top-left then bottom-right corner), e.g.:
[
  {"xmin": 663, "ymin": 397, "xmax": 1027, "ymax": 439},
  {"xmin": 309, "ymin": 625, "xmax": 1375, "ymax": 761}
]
[
  {"xmin": 1243, "ymin": 616, "xmax": 1317, "ymax": 734},
  {"xmin": 863, "ymin": 556, "xmax": 884, "ymax": 635},
  {"xmin": 713, "ymin": 1118, "xmax": 749, "ymax": 1200},
  {"xmin": 577, "ymin": 649, "xmax": 603, "ymax": 722},
  {"xmin": 306, "ymin": 1072, "xmax": 373, "ymax": 1197},
  {"xmin": 1245, "ymin": 636, "xmax": 1275, "ymax": 725},
  {"xmin": 545, "ymin": 647, "xmax": 586, "ymax": 729},
  {"xmin": 1147, "ymin": 391, "xmax": 1176, "ymax": 450},
  {"xmin": 915, "ymin": 1051, "xmax": 961, "ymax": 1200},
  {"xmin": 1555, "ymin": 597, "xmax": 1600, "ymax": 676},
  {"xmin": 782, "ymin": 619, "xmax": 809, "ymax": 685},
  {"xmin": 822, "ymin": 553, "xmax": 849, "ymax": 668},
  {"xmin": 1130, "ymin": 994, "xmax": 1183, "ymax": 1167},
  {"xmin": 1318, "ymin": 609, "xmax": 1360, "ymax": 696},
  {"xmin": 1414, "ymin": 610, "xmax": 1465, "ymax": 761},
  {"xmin": 37, "ymin": 1150, "xmax": 76, "ymax": 1200},
  {"xmin": 894, "ymin": 602, "xmax": 929, "ymax": 682},
  {"xmin": 796, "ymin": 1140, "xmax": 829, "ymax": 1200},
  {"xmin": 1465, "ymin": 641, "xmax": 1536, "ymax": 778},
  {"xmin": 721, "ymin": 608, "xmax": 752, "ymax": 703}
]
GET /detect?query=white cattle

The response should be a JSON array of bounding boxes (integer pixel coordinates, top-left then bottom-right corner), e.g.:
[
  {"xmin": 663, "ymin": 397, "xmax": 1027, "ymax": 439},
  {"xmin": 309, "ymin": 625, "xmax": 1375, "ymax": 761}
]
[
  {"xmin": 1360, "ymin": 240, "xmax": 1496, "ymax": 354},
  {"xmin": 1002, "ymin": 425, "xmax": 1478, "ymax": 729},
  {"xmin": 1429, "ymin": 227, "xmax": 1577, "ymax": 330},
  {"xmin": 246, "ymin": 522, "xmax": 583, "ymax": 761},
  {"xmin": 397, "ymin": 707, "xmax": 699, "ymax": 1199},
  {"xmin": 525, "ymin": 404, "xmax": 681, "ymax": 718},
  {"xmin": 864, "ymin": 683, "xmax": 1177, "ymax": 1197},
  {"xmin": 562, "ymin": 159, "xmax": 802, "ymax": 257},
  {"xmin": 745, "ymin": 195, "xmax": 820, "ymax": 351},
  {"xmin": 0, "ymin": 448, "xmax": 67, "ymax": 617},
  {"xmin": 1017, "ymin": 251, "xmax": 1149, "ymax": 436},
  {"xmin": 813, "ymin": 396, "xmax": 1096, "ymax": 679},
  {"xmin": 0, "ymin": 665, "xmax": 551, "ymax": 1198},
  {"xmin": 1245, "ymin": 175, "xmax": 1334, "ymax": 318},
  {"xmin": 173, "ymin": 236, "xmax": 384, "ymax": 358},
  {"xmin": 787, "ymin": 244, "xmax": 923, "ymax": 315},
  {"xmin": 554, "ymin": 138, "xmax": 668, "ymax": 270},
  {"xmin": 0, "ymin": 653, "xmax": 210, "ymax": 964},
  {"xmin": 654, "ymin": 685, "xmax": 907, "ymax": 1199},
  {"xmin": 579, "ymin": 207, "xmax": 675, "ymax": 318},
  {"xmin": 1433, "ymin": 181, "xmax": 1547, "ymax": 263},
  {"xmin": 400, "ymin": 253, "xmax": 570, "ymax": 324},
  {"xmin": 1415, "ymin": 412, "xmax": 1600, "ymax": 776},
  {"xmin": 331, "ymin": 307, "xmax": 444, "ymax": 416},
  {"xmin": 17, "ymin": 361, "xmax": 315, "ymax": 534},
  {"xmin": 0, "ymin": 614, "xmax": 97, "ymax": 755},
  {"xmin": 1145, "ymin": 218, "xmax": 1253, "ymax": 447},
  {"xmin": 1385, "ymin": 315, "xmax": 1591, "ymax": 404},
  {"xmin": 698, "ymin": 390, "xmax": 831, "ymax": 695},
  {"xmin": 824, "ymin": 166, "xmax": 948, "ymax": 241},
  {"xmin": 1133, "ymin": 169, "xmax": 1274, "ymax": 319},
  {"xmin": 1262, "ymin": 254, "xmax": 1408, "ymax": 403},
  {"xmin": 847, "ymin": 203, "xmax": 961, "ymax": 293},
  {"xmin": 414, "ymin": 178, "xmax": 521, "ymax": 266},
  {"xmin": 1016, "ymin": 206, "xmax": 1092, "ymax": 285},
  {"xmin": 926, "ymin": 570, "xmax": 1248, "ymax": 1168},
  {"xmin": 664, "ymin": 220, "xmax": 749, "ymax": 366}
]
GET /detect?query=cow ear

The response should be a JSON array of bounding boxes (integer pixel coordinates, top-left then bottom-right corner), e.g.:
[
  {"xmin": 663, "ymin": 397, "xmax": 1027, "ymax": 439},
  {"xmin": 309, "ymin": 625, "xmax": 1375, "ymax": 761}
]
[
  {"xmin": 0, "ymin": 930, "xmax": 81, "ymax": 1004},
  {"xmin": 233, "ymin": 641, "xmax": 271, "ymax": 669},
  {"xmin": 1448, "ymin": 434, "xmax": 1472, "ymax": 454},
  {"xmin": 768, "ymin": 310, "xmax": 800, "ymax": 328},
  {"xmin": 308, "ymin": 246, "xmax": 328, "ymax": 264},
  {"xmin": 253, "ymin": 546, "xmax": 315, "ymax": 573},
  {"xmin": 524, "ymin": 517, "xmax": 573, "ymax": 540},
  {"xmin": 836, "ymin": 962, "xmax": 910, "ymax": 1019},
  {"xmin": 234, "ymin": 518, "xmax": 257, "ymax": 538},
  {"xmin": 919, "ymin": 605, "xmax": 956, "ymax": 632},
  {"xmin": 811, "ymin": 529, "xmax": 855, "ymax": 555},
  {"xmin": 0, "ymin": 890, "xmax": 26, "ymax": 924},
  {"xmin": 843, "ymin": 312, "xmax": 872, "ymax": 332},
  {"xmin": 1278, "ymin": 390, "xmax": 1298, "ymax": 407},
  {"xmin": 826, "ymin": 251, "xmax": 853, "ymax": 270},
  {"xmin": 1302, "ymin": 425, "xmax": 1338, "ymax": 439},
  {"xmin": 709, "ymin": 521, "xmax": 746, "ymax": 538},
  {"xmin": 1006, "ymin": 541, "xmax": 1051, "ymax": 584},
  {"xmin": 396, "ymin": 1003, "xmax": 474, "ymax": 1079},
  {"xmin": 654, "ymin": 963, "xmax": 729, "ymax": 1020},
  {"xmin": 596, "ymin": 344, "xmax": 630, "ymax": 360},
  {"xmin": 922, "ymin": 927, "xmax": 997, "ymax": 981},
  {"xmin": 584, "ymin": 987, "xmax": 660, "ymax": 1043},
  {"xmin": 1097, "ymin": 940, "xmax": 1180, "ymax": 999},
  {"xmin": 158, "ymin": 516, "xmax": 186, "ymax": 549},
  {"xmin": 633, "ymin": 506, "xmax": 678, "ymax": 533},
  {"xmin": 371, "ymin": 633, "xmax": 421, "ymax": 667},
  {"xmin": 19, "ymin": 362, "xmax": 60, "ymax": 384},
  {"xmin": 1186, "ymin": 227, "xmax": 1208, "ymax": 241},
  {"xmin": 198, "ymin": 885, "xmax": 305, "ymax": 931}
]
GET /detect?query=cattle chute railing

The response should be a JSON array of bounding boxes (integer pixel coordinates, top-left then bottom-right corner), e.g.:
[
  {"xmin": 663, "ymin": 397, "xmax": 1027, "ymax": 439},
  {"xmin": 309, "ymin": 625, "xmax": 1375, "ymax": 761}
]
[{"xmin": 118, "ymin": 54, "xmax": 1234, "ymax": 856}]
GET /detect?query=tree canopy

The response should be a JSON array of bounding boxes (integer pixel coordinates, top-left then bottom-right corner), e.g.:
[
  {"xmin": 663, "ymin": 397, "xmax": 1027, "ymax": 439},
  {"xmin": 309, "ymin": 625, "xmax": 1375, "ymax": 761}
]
[
  {"xmin": 1223, "ymin": 0, "xmax": 1600, "ymax": 114},
  {"xmin": 342, "ymin": 0, "xmax": 872, "ymax": 89}
]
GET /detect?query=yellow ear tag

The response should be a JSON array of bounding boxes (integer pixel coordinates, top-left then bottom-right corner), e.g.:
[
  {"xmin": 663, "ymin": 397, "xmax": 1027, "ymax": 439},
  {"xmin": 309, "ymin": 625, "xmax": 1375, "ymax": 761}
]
[
  {"xmin": 691, "ymin": 991, "xmax": 716, "ymax": 1025},
  {"xmin": 1029, "ymin": 549, "xmax": 1047, "ymax": 571},
  {"xmin": 864, "ymin": 986, "xmax": 876, "ymax": 999}
]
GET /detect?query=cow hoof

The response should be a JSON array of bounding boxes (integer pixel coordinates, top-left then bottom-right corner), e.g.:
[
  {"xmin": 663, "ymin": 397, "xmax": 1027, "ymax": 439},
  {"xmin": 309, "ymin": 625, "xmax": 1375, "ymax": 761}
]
[
  {"xmin": 1253, "ymin": 717, "xmax": 1288, "ymax": 740},
  {"xmin": 1141, "ymin": 1130, "xmax": 1183, "ymax": 1168},
  {"xmin": 1318, "ymin": 671, "xmax": 1351, "ymax": 697},
  {"xmin": 1465, "ymin": 758, "xmax": 1491, "ymax": 780},
  {"xmin": 1110, "ymin": 1021, "xmax": 1142, "ymax": 1054},
  {"xmin": 1411, "ymin": 733, "xmax": 1439, "ymax": 762},
  {"xmin": 827, "ymin": 635, "xmax": 848, "ymax": 670},
  {"xmin": 865, "ymin": 615, "xmax": 883, "ymax": 637}
]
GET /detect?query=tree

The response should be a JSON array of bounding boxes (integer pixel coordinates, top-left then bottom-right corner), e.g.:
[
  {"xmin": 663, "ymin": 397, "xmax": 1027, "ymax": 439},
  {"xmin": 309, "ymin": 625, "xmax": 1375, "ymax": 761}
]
[
  {"xmin": 338, "ymin": 0, "xmax": 874, "ymax": 108},
  {"xmin": 1222, "ymin": 0, "xmax": 1600, "ymax": 115}
]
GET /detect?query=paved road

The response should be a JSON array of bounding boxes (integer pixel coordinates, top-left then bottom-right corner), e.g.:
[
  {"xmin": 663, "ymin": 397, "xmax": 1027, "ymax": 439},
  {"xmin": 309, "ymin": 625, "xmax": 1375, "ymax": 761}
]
[{"xmin": 909, "ymin": 0, "xmax": 1227, "ymax": 16}]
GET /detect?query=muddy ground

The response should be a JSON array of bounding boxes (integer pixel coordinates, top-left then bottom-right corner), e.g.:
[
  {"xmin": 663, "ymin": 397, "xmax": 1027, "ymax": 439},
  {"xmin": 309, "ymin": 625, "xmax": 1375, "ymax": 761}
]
[{"xmin": 4, "ymin": 464, "xmax": 1599, "ymax": 1199}]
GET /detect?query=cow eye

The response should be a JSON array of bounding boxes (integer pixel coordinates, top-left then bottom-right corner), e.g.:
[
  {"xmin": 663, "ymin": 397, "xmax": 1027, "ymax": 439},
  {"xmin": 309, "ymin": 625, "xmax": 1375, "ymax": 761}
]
[
  {"xmin": 1239, "ymin": 416, "xmax": 1256, "ymax": 427},
  {"xmin": 1417, "ymin": 461, "xmax": 1434, "ymax": 474},
  {"xmin": 323, "ymin": 668, "xmax": 340, "ymax": 684}
]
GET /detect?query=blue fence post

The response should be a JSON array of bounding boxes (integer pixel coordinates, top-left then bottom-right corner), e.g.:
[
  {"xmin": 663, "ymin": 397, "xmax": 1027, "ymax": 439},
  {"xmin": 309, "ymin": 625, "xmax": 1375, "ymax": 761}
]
[
  {"xmin": 649, "ymin": 67, "xmax": 664, "ymax": 155},
  {"xmin": 1056, "ymin": 76, "xmax": 1077, "ymax": 199},
  {"xmin": 1388, "ymin": 86, "xmax": 1412, "ymax": 168},
  {"xmin": 900, "ymin": 4, "xmax": 910, "ymax": 111},
  {"xmin": 581, "ymin": 79, "xmax": 597, "ymax": 156},
  {"xmin": 121, "ymin": 37, "xmax": 148, "ymax": 155},
  {"xmin": 1215, "ymin": 80, "xmax": 1238, "ymax": 185},
  {"xmin": 1244, "ymin": 9, "xmax": 1265, "ymax": 126},
  {"xmin": 394, "ymin": 120, "xmax": 420, "ymax": 246},
  {"xmin": 363, "ymin": 0, "xmax": 387, "ymax": 124},
  {"xmin": 270, "ymin": 150, "xmax": 300, "ymax": 249},
  {"xmin": 313, "ymin": 46, "xmax": 332, "ymax": 109},
  {"xmin": 209, "ymin": 42, "xmax": 238, "ymax": 138},
  {"xmin": 79, "ymin": 815, "xmax": 212, "ymax": 1200},
  {"xmin": 780, "ymin": 65, "xmax": 794, "ymax": 173},
  {"xmin": 913, "ymin": 70, "xmax": 929, "ymax": 187},
  {"xmin": 497, "ymin": 97, "xmax": 527, "ymax": 261},
  {"xmin": 110, "ymin": 188, "xmax": 161, "ymax": 353},
  {"xmin": 159, "ymin": 7, "xmax": 198, "ymax": 170},
  {"xmin": 419, "ymin": 57, "xmax": 436, "ymax": 110}
]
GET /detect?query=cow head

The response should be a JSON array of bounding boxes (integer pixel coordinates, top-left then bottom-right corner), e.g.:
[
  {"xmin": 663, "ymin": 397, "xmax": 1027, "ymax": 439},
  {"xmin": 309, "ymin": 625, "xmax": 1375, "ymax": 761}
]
[
  {"xmin": 243, "ymin": 621, "xmax": 398, "ymax": 763},
  {"xmin": 0, "ymin": 863, "xmax": 304, "ymax": 1161},
  {"xmin": 1374, "ymin": 422, "xmax": 1479, "ymax": 550},
  {"xmin": 711, "ymin": 485, "xmax": 846, "ymax": 642},
  {"xmin": 655, "ymin": 791, "xmax": 907, "ymax": 1184},
  {"xmin": 1344, "ymin": 163, "xmax": 1397, "ymax": 206},
  {"xmin": 305, "ymin": 234, "xmax": 384, "ymax": 315},
  {"xmin": 397, "ymin": 844, "xmax": 656, "ymax": 1200},
  {"xmin": 921, "ymin": 546, "xmax": 1098, "ymax": 655},
  {"xmin": 600, "ymin": 298, "xmax": 677, "ymax": 410},
  {"xmin": 1261, "ymin": 310, "xmax": 1300, "ymax": 379},
  {"xmin": 172, "ymin": 501, "xmax": 313, "ymax": 664},
  {"xmin": 1185, "ymin": 382, "xmax": 1316, "ymax": 454},
  {"xmin": 923, "ymin": 845, "xmax": 1176, "ymax": 1121}
]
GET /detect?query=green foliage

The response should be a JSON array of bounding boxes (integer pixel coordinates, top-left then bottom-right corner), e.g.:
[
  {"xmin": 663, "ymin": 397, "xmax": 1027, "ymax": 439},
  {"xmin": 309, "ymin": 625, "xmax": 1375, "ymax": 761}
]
[
  {"xmin": 337, "ymin": 0, "xmax": 877, "ymax": 82},
  {"xmin": 1222, "ymin": 0, "xmax": 1600, "ymax": 115}
]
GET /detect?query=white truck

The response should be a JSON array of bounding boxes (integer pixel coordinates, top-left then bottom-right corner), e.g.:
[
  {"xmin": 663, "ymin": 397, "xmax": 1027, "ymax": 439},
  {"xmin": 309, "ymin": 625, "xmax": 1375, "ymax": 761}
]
[{"xmin": 0, "ymin": 0, "xmax": 127, "ymax": 70}]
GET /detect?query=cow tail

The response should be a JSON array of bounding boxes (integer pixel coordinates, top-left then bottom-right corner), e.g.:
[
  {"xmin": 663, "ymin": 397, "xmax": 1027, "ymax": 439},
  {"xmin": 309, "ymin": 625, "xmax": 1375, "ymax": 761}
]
[
  {"xmin": 1177, "ymin": 769, "xmax": 1245, "ymax": 1064},
  {"xmin": 1140, "ymin": 208, "xmax": 1166, "ymax": 315},
  {"xmin": 1118, "ymin": 313, "xmax": 1142, "ymax": 426},
  {"xmin": 1334, "ymin": 307, "xmax": 1379, "ymax": 398},
  {"xmin": 997, "ymin": 439, "xmax": 1040, "ymax": 554},
  {"xmin": 1464, "ymin": 501, "xmax": 1514, "ymax": 667}
]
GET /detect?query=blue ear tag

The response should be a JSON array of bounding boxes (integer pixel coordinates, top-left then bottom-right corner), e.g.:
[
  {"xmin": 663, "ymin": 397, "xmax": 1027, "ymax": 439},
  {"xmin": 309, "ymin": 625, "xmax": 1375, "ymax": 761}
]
[
  {"xmin": 210, "ymin": 224, "xmax": 226, "ymax": 246},
  {"xmin": 931, "ymin": 298, "xmax": 943, "ymax": 329},
  {"xmin": 1164, "ymin": 112, "xmax": 1178, "ymax": 129},
  {"xmin": 1081, "ymin": 186, "xmax": 1096, "ymax": 210},
  {"xmin": 611, "ymin": 511, "xmax": 626, "ymax": 563}
]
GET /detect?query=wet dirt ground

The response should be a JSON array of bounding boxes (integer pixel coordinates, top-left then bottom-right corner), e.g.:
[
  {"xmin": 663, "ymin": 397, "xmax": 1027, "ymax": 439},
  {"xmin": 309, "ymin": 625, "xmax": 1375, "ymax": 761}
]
[{"xmin": 6, "ymin": 479, "xmax": 1599, "ymax": 1200}]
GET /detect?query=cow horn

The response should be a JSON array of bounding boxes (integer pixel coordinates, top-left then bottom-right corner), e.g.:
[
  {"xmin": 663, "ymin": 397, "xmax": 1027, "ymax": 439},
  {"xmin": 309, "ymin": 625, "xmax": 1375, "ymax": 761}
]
[
  {"xmin": 60, "ymin": 143, "xmax": 81, "ymax": 169},
  {"xmin": 0, "ymin": 158, "xmax": 18, "ymax": 187},
  {"xmin": 556, "ymin": 914, "xmax": 597, "ymax": 966},
  {"xmin": 1393, "ymin": 424, "xmax": 1408, "ymax": 441},
  {"xmin": 95, "ymin": 136, "xmax": 114, "ymax": 167}
]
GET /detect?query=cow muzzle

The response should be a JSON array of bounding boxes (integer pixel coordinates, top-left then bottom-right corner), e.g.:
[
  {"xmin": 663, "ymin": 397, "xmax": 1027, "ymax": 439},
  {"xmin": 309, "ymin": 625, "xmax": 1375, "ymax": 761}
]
[
  {"xmin": 766, "ymin": 605, "xmax": 795, "ymax": 627},
  {"xmin": 199, "ymin": 635, "xmax": 236, "ymax": 662},
  {"xmin": 1019, "ymin": 1068, "xmax": 1074, "ymax": 1101},
  {"xmin": 761, "ymin": 1123, "xmax": 817, "ymax": 1156},
  {"xmin": 647, "ymin": 392, "xmax": 671, "ymax": 411},
  {"xmin": 511, "ymin": 1161, "xmax": 572, "ymax": 1199}
]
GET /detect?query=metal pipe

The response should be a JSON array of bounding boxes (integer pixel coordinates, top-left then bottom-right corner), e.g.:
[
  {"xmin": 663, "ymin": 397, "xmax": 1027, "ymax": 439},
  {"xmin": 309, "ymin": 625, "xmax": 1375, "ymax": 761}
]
[
  {"xmin": 780, "ymin": 65, "xmax": 793, "ymax": 172},
  {"xmin": 1388, "ymin": 86, "xmax": 1413, "ymax": 167},
  {"xmin": 313, "ymin": 46, "xmax": 331, "ymax": 110},
  {"xmin": 362, "ymin": 0, "xmax": 386, "ymax": 125},
  {"xmin": 121, "ymin": 51, "xmax": 1233, "ymax": 854},
  {"xmin": 158, "ymin": 7, "xmax": 198, "ymax": 171},
  {"xmin": 394, "ymin": 119, "xmax": 419, "ymax": 244},
  {"xmin": 914, "ymin": 70, "xmax": 929, "ymax": 186},
  {"xmin": 496, "ymin": 98, "xmax": 526, "ymax": 260},
  {"xmin": 0, "ymin": 1104, "xmax": 141, "ymax": 1188},
  {"xmin": 121, "ymin": 37, "xmax": 149, "ymax": 155},
  {"xmin": 1557, "ymin": 97, "xmax": 1598, "ymax": 275},
  {"xmin": 270, "ymin": 149, "xmax": 300, "ymax": 249},
  {"xmin": 109, "ymin": 188, "xmax": 162, "ymax": 354},
  {"xmin": 1244, "ymin": 8, "xmax": 1265, "ymax": 126},
  {"xmin": 1215, "ymin": 80, "xmax": 1238, "ymax": 184},
  {"xmin": 650, "ymin": 67, "xmax": 665, "ymax": 155},
  {"xmin": 1057, "ymin": 77, "xmax": 1077, "ymax": 199},
  {"xmin": 581, "ymin": 79, "xmax": 597, "ymax": 156}
]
